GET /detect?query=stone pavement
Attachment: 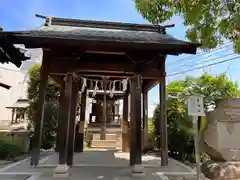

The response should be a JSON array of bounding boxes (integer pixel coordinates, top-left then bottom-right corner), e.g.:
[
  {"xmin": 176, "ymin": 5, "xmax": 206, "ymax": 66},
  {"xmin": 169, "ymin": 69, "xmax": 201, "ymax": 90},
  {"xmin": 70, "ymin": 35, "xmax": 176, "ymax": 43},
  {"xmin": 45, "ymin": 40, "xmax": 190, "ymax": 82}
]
[{"xmin": 0, "ymin": 150, "xmax": 195, "ymax": 180}]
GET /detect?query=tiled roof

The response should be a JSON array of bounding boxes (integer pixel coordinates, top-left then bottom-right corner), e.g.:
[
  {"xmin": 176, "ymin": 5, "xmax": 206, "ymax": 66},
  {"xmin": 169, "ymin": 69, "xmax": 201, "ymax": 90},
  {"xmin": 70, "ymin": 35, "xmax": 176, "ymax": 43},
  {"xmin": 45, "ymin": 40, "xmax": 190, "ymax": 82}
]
[
  {"xmin": 0, "ymin": 38, "xmax": 29, "ymax": 67},
  {"xmin": 0, "ymin": 15, "xmax": 199, "ymax": 55},
  {"xmin": 10, "ymin": 17, "xmax": 196, "ymax": 48},
  {"xmin": 34, "ymin": 25, "xmax": 187, "ymax": 45}
]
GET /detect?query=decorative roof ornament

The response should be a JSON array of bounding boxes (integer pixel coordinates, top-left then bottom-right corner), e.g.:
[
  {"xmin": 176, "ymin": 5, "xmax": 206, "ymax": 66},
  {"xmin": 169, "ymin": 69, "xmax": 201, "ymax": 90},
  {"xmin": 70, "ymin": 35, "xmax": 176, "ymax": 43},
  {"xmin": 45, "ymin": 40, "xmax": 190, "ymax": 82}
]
[{"xmin": 45, "ymin": 16, "xmax": 52, "ymax": 26}]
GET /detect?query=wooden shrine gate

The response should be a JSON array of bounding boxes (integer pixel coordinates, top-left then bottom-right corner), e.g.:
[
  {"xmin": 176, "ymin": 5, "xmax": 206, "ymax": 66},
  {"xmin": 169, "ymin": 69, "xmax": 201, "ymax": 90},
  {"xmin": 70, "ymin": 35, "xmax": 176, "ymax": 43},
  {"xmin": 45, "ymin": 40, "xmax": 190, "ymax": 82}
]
[{"xmin": 0, "ymin": 14, "xmax": 198, "ymax": 177}]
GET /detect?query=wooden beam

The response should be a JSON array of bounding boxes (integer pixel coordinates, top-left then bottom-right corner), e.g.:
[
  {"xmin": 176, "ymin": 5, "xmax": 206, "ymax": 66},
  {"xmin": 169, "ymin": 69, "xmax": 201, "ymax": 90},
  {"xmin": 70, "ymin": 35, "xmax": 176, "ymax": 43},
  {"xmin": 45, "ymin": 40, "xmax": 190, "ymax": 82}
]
[
  {"xmin": 67, "ymin": 80, "xmax": 79, "ymax": 166},
  {"xmin": 50, "ymin": 74, "xmax": 63, "ymax": 85},
  {"xmin": 159, "ymin": 58, "xmax": 168, "ymax": 166},
  {"xmin": 31, "ymin": 58, "xmax": 49, "ymax": 166},
  {"xmin": 58, "ymin": 73, "xmax": 72, "ymax": 165},
  {"xmin": 143, "ymin": 79, "xmax": 158, "ymax": 92},
  {"xmin": 130, "ymin": 75, "xmax": 142, "ymax": 166},
  {"xmin": 78, "ymin": 89, "xmax": 86, "ymax": 152},
  {"xmin": 100, "ymin": 77, "xmax": 107, "ymax": 140},
  {"xmin": 91, "ymin": 95, "xmax": 124, "ymax": 101},
  {"xmin": 143, "ymin": 89, "xmax": 148, "ymax": 147},
  {"xmin": 122, "ymin": 92, "xmax": 129, "ymax": 152},
  {"xmin": 48, "ymin": 58, "xmax": 162, "ymax": 79}
]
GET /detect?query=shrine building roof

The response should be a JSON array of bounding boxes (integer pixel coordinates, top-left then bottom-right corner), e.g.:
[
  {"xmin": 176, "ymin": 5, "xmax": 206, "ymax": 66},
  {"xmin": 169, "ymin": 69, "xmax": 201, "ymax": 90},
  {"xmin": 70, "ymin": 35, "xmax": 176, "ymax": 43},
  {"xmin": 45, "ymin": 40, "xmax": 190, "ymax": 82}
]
[
  {"xmin": 0, "ymin": 14, "xmax": 199, "ymax": 55},
  {"xmin": 0, "ymin": 27, "xmax": 29, "ymax": 68}
]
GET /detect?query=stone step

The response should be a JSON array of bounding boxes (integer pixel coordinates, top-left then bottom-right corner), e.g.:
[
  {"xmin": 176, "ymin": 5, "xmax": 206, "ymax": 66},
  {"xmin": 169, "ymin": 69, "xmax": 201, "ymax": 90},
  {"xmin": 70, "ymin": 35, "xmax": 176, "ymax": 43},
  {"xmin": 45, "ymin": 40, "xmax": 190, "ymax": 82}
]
[
  {"xmin": 91, "ymin": 140, "xmax": 121, "ymax": 150},
  {"xmin": 92, "ymin": 140, "xmax": 116, "ymax": 146},
  {"xmin": 90, "ymin": 146, "xmax": 117, "ymax": 150},
  {"xmin": 93, "ymin": 133, "xmax": 117, "ymax": 141}
]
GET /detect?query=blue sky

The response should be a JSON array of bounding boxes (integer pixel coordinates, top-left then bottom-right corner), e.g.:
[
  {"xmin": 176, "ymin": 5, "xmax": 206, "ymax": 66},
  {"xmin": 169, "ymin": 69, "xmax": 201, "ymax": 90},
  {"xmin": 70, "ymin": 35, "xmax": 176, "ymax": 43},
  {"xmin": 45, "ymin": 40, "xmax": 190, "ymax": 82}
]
[{"xmin": 0, "ymin": 0, "xmax": 239, "ymax": 117}]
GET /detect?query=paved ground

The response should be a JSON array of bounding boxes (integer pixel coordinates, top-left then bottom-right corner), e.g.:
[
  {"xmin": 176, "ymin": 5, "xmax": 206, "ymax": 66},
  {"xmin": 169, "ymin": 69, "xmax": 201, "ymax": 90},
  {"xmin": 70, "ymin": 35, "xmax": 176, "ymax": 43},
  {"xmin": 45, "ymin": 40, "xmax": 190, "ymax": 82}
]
[
  {"xmin": 0, "ymin": 150, "xmax": 195, "ymax": 180},
  {"xmin": 0, "ymin": 174, "xmax": 31, "ymax": 180},
  {"xmin": 0, "ymin": 160, "xmax": 9, "ymax": 167}
]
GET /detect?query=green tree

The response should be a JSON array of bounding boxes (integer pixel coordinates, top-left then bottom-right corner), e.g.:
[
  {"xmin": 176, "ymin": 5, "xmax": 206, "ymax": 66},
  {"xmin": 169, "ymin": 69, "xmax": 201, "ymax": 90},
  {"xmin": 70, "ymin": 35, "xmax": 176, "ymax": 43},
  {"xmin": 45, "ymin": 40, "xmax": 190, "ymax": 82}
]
[
  {"xmin": 135, "ymin": 0, "xmax": 240, "ymax": 53},
  {"xmin": 152, "ymin": 73, "xmax": 239, "ymax": 162},
  {"xmin": 27, "ymin": 64, "xmax": 60, "ymax": 149}
]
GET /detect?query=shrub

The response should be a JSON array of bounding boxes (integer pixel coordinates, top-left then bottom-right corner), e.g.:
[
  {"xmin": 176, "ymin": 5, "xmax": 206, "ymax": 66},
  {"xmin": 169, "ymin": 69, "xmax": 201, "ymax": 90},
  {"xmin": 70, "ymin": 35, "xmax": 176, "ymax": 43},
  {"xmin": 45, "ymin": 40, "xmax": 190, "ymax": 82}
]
[
  {"xmin": 143, "ymin": 119, "xmax": 156, "ymax": 153},
  {"xmin": 0, "ymin": 139, "xmax": 24, "ymax": 159},
  {"xmin": 27, "ymin": 64, "xmax": 60, "ymax": 150},
  {"xmin": 152, "ymin": 102, "xmax": 195, "ymax": 163}
]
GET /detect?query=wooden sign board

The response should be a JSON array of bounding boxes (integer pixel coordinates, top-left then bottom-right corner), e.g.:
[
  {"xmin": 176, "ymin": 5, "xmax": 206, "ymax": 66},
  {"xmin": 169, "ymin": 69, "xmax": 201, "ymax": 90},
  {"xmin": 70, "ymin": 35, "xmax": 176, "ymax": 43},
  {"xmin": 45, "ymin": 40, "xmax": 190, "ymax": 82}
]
[{"xmin": 187, "ymin": 95, "xmax": 205, "ymax": 117}]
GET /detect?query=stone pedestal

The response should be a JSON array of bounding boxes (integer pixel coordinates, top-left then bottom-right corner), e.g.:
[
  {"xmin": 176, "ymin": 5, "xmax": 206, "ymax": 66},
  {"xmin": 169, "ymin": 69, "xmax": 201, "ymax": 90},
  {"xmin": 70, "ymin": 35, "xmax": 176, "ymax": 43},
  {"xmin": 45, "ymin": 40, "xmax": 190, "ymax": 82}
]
[
  {"xmin": 53, "ymin": 164, "xmax": 70, "ymax": 178},
  {"xmin": 132, "ymin": 165, "xmax": 145, "ymax": 177},
  {"xmin": 204, "ymin": 99, "xmax": 240, "ymax": 161}
]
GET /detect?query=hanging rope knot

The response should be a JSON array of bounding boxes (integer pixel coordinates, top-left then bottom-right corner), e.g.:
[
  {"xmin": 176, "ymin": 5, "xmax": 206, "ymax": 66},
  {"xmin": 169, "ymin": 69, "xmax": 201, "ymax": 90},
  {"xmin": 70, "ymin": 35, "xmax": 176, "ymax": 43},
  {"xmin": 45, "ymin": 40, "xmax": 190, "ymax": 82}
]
[
  {"xmin": 92, "ymin": 80, "xmax": 99, "ymax": 97},
  {"xmin": 122, "ymin": 79, "xmax": 128, "ymax": 92},
  {"xmin": 110, "ymin": 81, "xmax": 116, "ymax": 98},
  {"xmin": 131, "ymin": 74, "xmax": 142, "ymax": 89},
  {"xmin": 64, "ymin": 72, "xmax": 74, "ymax": 94},
  {"xmin": 81, "ymin": 77, "xmax": 87, "ymax": 93},
  {"xmin": 72, "ymin": 72, "xmax": 81, "ymax": 83}
]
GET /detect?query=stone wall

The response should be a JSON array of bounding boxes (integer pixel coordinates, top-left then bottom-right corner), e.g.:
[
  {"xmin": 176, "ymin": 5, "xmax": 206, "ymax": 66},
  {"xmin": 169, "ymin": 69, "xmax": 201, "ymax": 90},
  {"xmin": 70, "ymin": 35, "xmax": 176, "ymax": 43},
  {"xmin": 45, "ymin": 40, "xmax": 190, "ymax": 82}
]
[{"xmin": 204, "ymin": 98, "xmax": 240, "ymax": 161}]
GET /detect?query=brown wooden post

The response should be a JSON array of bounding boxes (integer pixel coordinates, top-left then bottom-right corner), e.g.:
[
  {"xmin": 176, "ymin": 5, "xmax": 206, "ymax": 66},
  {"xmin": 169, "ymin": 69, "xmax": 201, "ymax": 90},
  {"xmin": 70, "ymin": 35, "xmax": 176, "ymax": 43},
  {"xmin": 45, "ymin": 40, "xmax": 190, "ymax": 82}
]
[
  {"xmin": 143, "ymin": 90, "xmax": 148, "ymax": 147},
  {"xmin": 122, "ymin": 92, "xmax": 129, "ymax": 152},
  {"xmin": 31, "ymin": 59, "xmax": 49, "ymax": 166},
  {"xmin": 79, "ymin": 89, "xmax": 86, "ymax": 152},
  {"xmin": 101, "ymin": 77, "xmax": 107, "ymax": 140},
  {"xmin": 159, "ymin": 59, "xmax": 168, "ymax": 166},
  {"xmin": 56, "ymin": 83, "xmax": 65, "ymax": 153},
  {"xmin": 67, "ymin": 80, "xmax": 79, "ymax": 166},
  {"xmin": 11, "ymin": 108, "xmax": 15, "ymax": 124},
  {"xmin": 130, "ymin": 75, "xmax": 142, "ymax": 166},
  {"xmin": 58, "ymin": 73, "xmax": 73, "ymax": 165}
]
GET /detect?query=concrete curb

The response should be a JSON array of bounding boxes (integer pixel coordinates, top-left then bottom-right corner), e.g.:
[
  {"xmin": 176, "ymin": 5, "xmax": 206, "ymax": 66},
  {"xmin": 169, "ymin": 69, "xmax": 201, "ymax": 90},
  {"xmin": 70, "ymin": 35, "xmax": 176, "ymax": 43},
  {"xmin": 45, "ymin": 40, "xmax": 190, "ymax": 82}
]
[
  {"xmin": 0, "ymin": 151, "xmax": 50, "ymax": 172},
  {"xmin": 0, "ymin": 172, "xmax": 42, "ymax": 180}
]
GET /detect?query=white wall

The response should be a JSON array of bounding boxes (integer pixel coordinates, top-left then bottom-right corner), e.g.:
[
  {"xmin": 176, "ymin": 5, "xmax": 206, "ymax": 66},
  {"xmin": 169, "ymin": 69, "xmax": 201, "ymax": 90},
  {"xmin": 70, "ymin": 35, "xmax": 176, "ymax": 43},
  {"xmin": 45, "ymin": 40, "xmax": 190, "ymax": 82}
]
[
  {"xmin": 0, "ymin": 67, "xmax": 28, "ymax": 124},
  {"xmin": 0, "ymin": 48, "xmax": 42, "ymax": 125}
]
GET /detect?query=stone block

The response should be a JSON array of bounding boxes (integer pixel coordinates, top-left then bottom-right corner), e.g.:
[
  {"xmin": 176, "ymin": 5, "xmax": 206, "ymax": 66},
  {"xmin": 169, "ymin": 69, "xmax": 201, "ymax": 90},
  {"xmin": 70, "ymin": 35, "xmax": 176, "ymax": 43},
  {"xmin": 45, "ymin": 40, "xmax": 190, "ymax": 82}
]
[
  {"xmin": 53, "ymin": 164, "xmax": 70, "ymax": 178},
  {"xmin": 132, "ymin": 165, "xmax": 145, "ymax": 177}
]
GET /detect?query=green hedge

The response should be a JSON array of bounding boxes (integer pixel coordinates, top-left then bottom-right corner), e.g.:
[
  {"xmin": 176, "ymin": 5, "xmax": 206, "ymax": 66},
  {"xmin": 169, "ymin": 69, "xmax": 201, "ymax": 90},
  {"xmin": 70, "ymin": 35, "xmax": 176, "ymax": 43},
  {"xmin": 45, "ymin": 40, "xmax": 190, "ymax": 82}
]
[{"xmin": 0, "ymin": 139, "xmax": 24, "ymax": 159}]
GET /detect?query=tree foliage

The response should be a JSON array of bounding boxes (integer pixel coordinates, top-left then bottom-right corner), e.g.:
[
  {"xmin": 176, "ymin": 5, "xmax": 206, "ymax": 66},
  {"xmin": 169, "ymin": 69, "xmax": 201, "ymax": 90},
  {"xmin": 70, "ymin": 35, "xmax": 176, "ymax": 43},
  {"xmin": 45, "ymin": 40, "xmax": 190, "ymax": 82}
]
[
  {"xmin": 152, "ymin": 73, "xmax": 239, "ymax": 162},
  {"xmin": 135, "ymin": 0, "xmax": 240, "ymax": 53},
  {"xmin": 27, "ymin": 64, "xmax": 60, "ymax": 149}
]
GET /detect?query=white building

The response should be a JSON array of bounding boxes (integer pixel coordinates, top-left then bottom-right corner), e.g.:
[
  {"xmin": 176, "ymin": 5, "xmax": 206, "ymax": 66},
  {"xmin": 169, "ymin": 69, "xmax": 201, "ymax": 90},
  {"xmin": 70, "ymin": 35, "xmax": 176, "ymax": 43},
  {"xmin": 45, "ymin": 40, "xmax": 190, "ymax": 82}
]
[{"xmin": 0, "ymin": 48, "xmax": 42, "ymax": 127}]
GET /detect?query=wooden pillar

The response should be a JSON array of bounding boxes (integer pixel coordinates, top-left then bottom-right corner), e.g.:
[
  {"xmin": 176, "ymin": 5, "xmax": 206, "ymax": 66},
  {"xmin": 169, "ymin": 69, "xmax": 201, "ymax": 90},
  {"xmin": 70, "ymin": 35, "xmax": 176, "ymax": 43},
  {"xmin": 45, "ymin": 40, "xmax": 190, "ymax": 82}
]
[
  {"xmin": 31, "ymin": 60, "xmax": 48, "ymax": 166},
  {"xmin": 67, "ymin": 81, "xmax": 79, "ymax": 166},
  {"xmin": 100, "ymin": 77, "xmax": 107, "ymax": 140},
  {"xmin": 143, "ymin": 90, "xmax": 148, "ymax": 147},
  {"xmin": 159, "ymin": 60, "xmax": 168, "ymax": 166},
  {"xmin": 58, "ymin": 73, "xmax": 73, "ymax": 165},
  {"xmin": 130, "ymin": 75, "xmax": 142, "ymax": 166},
  {"xmin": 122, "ymin": 92, "xmax": 129, "ymax": 152},
  {"xmin": 79, "ymin": 89, "xmax": 86, "ymax": 152},
  {"xmin": 11, "ymin": 108, "xmax": 15, "ymax": 124}
]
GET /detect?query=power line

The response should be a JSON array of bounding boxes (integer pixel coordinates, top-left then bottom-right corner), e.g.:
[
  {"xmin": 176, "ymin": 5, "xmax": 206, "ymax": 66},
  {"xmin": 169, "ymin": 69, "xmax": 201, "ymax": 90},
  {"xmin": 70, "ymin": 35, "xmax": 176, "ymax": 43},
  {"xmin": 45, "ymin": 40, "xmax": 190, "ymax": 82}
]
[
  {"xmin": 167, "ymin": 56, "xmax": 240, "ymax": 77},
  {"xmin": 168, "ymin": 48, "xmax": 233, "ymax": 73},
  {"xmin": 168, "ymin": 52, "xmax": 236, "ymax": 73},
  {"xmin": 167, "ymin": 42, "xmax": 232, "ymax": 66},
  {"xmin": 168, "ymin": 47, "xmax": 233, "ymax": 71}
]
